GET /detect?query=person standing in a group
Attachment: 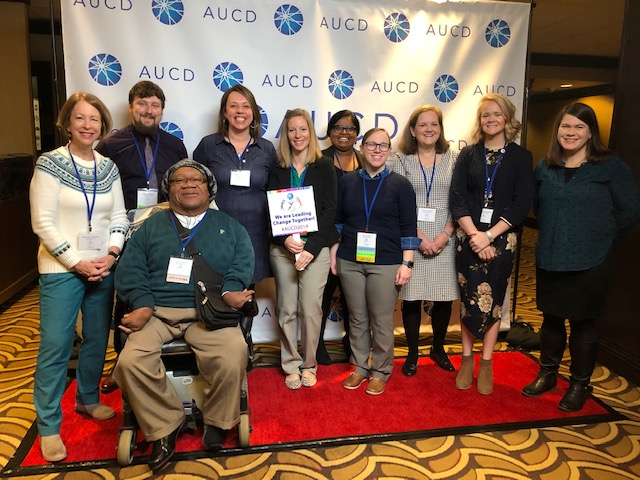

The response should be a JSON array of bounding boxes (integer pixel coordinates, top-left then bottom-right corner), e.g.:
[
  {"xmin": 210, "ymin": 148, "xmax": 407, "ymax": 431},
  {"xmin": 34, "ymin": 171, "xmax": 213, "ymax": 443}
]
[
  {"xmin": 522, "ymin": 102, "xmax": 639, "ymax": 411},
  {"xmin": 317, "ymin": 110, "xmax": 363, "ymax": 364},
  {"xmin": 30, "ymin": 92, "xmax": 128, "ymax": 462},
  {"xmin": 334, "ymin": 128, "xmax": 419, "ymax": 396},
  {"xmin": 268, "ymin": 109, "xmax": 337, "ymax": 390},
  {"xmin": 393, "ymin": 106, "xmax": 458, "ymax": 377},
  {"xmin": 450, "ymin": 93, "xmax": 533, "ymax": 395},
  {"xmin": 194, "ymin": 85, "xmax": 277, "ymax": 287}
]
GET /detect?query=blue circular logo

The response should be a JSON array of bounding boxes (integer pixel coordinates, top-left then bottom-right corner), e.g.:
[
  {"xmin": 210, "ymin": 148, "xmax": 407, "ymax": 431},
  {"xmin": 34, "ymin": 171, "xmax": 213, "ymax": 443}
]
[
  {"xmin": 88, "ymin": 54, "xmax": 122, "ymax": 86},
  {"xmin": 328, "ymin": 70, "xmax": 355, "ymax": 100},
  {"xmin": 485, "ymin": 19, "xmax": 511, "ymax": 48},
  {"xmin": 152, "ymin": 0, "xmax": 184, "ymax": 25},
  {"xmin": 274, "ymin": 4, "xmax": 304, "ymax": 35},
  {"xmin": 258, "ymin": 105, "xmax": 269, "ymax": 137},
  {"xmin": 384, "ymin": 13, "xmax": 410, "ymax": 43},
  {"xmin": 434, "ymin": 74, "xmax": 459, "ymax": 103},
  {"xmin": 213, "ymin": 62, "xmax": 244, "ymax": 92},
  {"xmin": 159, "ymin": 122, "xmax": 184, "ymax": 140}
]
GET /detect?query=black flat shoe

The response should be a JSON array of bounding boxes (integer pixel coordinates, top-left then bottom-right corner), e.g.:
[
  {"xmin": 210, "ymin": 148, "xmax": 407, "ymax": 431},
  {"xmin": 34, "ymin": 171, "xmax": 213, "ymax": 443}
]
[
  {"xmin": 430, "ymin": 348, "xmax": 455, "ymax": 372},
  {"xmin": 402, "ymin": 359, "xmax": 418, "ymax": 377},
  {"xmin": 202, "ymin": 424, "xmax": 227, "ymax": 452},
  {"xmin": 148, "ymin": 419, "xmax": 186, "ymax": 472}
]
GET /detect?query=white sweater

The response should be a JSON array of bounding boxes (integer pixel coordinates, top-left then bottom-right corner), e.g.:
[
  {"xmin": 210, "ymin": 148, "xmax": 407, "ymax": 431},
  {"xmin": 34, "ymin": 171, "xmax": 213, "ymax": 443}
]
[{"xmin": 30, "ymin": 146, "xmax": 128, "ymax": 274}]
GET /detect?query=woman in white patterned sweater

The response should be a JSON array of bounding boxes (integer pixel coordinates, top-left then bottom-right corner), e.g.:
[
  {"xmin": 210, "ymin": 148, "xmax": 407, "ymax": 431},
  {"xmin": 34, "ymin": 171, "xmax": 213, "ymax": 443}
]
[{"xmin": 29, "ymin": 92, "xmax": 128, "ymax": 462}]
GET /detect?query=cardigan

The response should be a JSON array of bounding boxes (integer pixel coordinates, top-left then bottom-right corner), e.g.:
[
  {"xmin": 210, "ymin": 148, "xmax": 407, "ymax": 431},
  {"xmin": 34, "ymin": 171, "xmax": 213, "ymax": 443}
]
[
  {"xmin": 267, "ymin": 156, "xmax": 338, "ymax": 257},
  {"xmin": 534, "ymin": 155, "xmax": 640, "ymax": 271}
]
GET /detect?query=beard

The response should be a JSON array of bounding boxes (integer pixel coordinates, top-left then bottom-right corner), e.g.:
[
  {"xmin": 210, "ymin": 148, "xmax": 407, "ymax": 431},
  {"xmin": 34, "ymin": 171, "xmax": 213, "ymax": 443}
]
[{"xmin": 132, "ymin": 117, "xmax": 159, "ymax": 137}]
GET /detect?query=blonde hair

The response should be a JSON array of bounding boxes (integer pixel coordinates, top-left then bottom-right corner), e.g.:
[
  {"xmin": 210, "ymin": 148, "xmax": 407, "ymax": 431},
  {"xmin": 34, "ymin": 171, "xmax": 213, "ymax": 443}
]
[
  {"xmin": 57, "ymin": 92, "xmax": 112, "ymax": 140},
  {"xmin": 471, "ymin": 93, "xmax": 521, "ymax": 143},
  {"xmin": 277, "ymin": 109, "xmax": 322, "ymax": 168}
]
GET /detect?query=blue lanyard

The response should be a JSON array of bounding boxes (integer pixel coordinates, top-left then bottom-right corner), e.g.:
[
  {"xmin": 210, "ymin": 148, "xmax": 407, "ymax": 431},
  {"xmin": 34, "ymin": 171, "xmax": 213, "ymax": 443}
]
[
  {"xmin": 131, "ymin": 130, "xmax": 160, "ymax": 188},
  {"xmin": 237, "ymin": 138, "xmax": 253, "ymax": 170},
  {"xmin": 483, "ymin": 143, "xmax": 507, "ymax": 207},
  {"xmin": 169, "ymin": 211, "xmax": 207, "ymax": 257},
  {"xmin": 417, "ymin": 151, "xmax": 437, "ymax": 207},
  {"xmin": 68, "ymin": 145, "xmax": 97, "ymax": 232},
  {"xmin": 362, "ymin": 169, "xmax": 388, "ymax": 232},
  {"xmin": 334, "ymin": 150, "xmax": 357, "ymax": 176},
  {"xmin": 290, "ymin": 164, "xmax": 309, "ymax": 188}
]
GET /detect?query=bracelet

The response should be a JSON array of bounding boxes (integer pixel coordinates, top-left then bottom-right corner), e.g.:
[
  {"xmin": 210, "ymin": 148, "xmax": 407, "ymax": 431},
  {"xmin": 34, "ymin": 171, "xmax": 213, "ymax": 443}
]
[
  {"xmin": 442, "ymin": 230, "xmax": 451, "ymax": 238},
  {"xmin": 486, "ymin": 230, "xmax": 493, "ymax": 243},
  {"xmin": 108, "ymin": 251, "xmax": 120, "ymax": 261}
]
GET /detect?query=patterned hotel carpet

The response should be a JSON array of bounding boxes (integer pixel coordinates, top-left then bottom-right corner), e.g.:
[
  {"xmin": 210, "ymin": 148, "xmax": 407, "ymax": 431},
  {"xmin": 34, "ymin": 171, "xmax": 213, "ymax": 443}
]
[{"xmin": 1, "ymin": 228, "xmax": 640, "ymax": 479}]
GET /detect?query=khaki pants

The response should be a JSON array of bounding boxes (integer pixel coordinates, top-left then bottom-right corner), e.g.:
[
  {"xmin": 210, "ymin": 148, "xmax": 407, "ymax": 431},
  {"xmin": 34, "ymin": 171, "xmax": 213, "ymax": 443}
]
[{"xmin": 114, "ymin": 306, "xmax": 247, "ymax": 441}]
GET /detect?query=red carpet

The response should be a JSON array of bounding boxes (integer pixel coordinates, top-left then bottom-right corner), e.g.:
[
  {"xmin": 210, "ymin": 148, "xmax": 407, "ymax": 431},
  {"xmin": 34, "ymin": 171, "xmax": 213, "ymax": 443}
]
[{"xmin": 5, "ymin": 351, "xmax": 622, "ymax": 475}]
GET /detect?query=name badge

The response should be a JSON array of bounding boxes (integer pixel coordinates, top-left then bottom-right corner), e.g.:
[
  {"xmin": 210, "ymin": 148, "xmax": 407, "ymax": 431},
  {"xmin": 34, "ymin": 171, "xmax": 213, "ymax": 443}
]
[
  {"xmin": 230, "ymin": 170, "xmax": 251, "ymax": 187},
  {"xmin": 480, "ymin": 208, "xmax": 494, "ymax": 224},
  {"xmin": 356, "ymin": 231, "xmax": 377, "ymax": 263},
  {"xmin": 78, "ymin": 232, "xmax": 103, "ymax": 250},
  {"xmin": 137, "ymin": 188, "xmax": 158, "ymax": 208},
  {"xmin": 418, "ymin": 207, "xmax": 437, "ymax": 223},
  {"xmin": 166, "ymin": 256, "xmax": 193, "ymax": 284}
]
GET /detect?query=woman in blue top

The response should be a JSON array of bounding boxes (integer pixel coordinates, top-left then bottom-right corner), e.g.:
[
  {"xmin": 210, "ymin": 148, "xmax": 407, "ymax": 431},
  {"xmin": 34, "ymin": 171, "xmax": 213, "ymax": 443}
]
[
  {"xmin": 522, "ymin": 102, "xmax": 640, "ymax": 411},
  {"xmin": 333, "ymin": 128, "xmax": 419, "ymax": 396},
  {"xmin": 194, "ymin": 84, "xmax": 277, "ymax": 286},
  {"xmin": 268, "ymin": 109, "xmax": 337, "ymax": 390}
]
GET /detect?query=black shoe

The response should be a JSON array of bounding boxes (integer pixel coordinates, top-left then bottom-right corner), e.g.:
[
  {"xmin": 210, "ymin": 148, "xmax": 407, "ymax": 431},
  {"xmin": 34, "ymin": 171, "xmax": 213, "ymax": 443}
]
[
  {"xmin": 558, "ymin": 383, "xmax": 593, "ymax": 412},
  {"xmin": 202, "ymin": 424, "xmax": 227, "ymax": 452},
  {"xmin": 521, "ymin": 372, "xmax": 557, "ymax": 397},
  {"xmin": 402, "ymin": 359, "xmax": 417, "ymax": 377},
  {"xmin": 148, "ymin": 419, "xmax": 185, "ymax": 472},
  {"xmin": 430, "ymin": 348, "xmax": 455, "ymax": 372}
]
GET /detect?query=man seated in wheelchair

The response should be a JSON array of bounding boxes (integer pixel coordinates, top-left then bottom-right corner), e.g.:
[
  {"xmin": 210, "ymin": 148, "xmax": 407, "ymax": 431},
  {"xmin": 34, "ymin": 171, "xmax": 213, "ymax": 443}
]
[{"xmin": 113, "ymin": 159, "xmax": 255, "ymax": 472}]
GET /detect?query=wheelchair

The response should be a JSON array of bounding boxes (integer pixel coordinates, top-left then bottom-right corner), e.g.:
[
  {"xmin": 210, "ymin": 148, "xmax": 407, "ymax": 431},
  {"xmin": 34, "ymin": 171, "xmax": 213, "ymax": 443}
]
[{"xmin": 115, "ymin": 316, "xmax": 254, "ymax": 467}]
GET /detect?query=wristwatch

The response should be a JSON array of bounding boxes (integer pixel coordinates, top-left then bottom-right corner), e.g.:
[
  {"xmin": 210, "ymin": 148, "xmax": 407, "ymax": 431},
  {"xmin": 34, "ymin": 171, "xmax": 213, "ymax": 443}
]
[
  {"xmin": 401, "ymin": 260, "xmax": 414, "ymax": 268},
  {"xmin": 108, "ymin": 251, "xmax": 120, "ymax": 262}
]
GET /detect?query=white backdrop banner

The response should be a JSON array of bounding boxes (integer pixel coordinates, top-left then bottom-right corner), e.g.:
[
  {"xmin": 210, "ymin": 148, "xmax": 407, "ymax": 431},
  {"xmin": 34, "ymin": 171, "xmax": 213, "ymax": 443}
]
[{"xmin": 61, "ymin": 0, "xmax": 530, "ymax": 342}]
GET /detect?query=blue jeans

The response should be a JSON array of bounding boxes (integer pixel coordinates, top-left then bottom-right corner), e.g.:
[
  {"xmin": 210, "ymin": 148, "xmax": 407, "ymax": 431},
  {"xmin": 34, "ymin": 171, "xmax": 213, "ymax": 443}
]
[{"xmin": 34, "ymin": 272, "xmax": 114, "ymax": 436}]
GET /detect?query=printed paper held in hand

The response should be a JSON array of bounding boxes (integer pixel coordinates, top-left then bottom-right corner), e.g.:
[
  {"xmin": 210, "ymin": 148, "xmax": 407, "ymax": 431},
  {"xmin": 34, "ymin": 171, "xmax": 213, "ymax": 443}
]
[{"xmin": 267, "ymin": 186, "xmax": 318, "ymax": 261}]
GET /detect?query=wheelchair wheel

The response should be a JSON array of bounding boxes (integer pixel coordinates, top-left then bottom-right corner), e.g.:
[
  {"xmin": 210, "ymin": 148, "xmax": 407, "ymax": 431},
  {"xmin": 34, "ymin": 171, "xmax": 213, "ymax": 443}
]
[
  {"xmin": 238, "ymin": 413, "xmax": 251, "ymax": 447},
  {"xmin": 117, "ymin": 428, "xmax": 136, "ymax": 466}
]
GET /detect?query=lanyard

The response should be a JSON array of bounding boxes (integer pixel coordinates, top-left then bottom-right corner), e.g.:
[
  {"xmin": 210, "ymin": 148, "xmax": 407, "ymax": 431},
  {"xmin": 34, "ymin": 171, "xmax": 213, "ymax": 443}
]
[
  {"xmin": 237, "ymin": 138, "xmax": 253, "ymax": 170},
  {"xmin": 68, "ymin": 145, "xmax": 97, "ymax": 232},
  {"xmin": 131, "ymin": 130, "xmax": 160, "ymax": 188},
  {"xmin": 417, "ymin": 151, "xmax": 437, "ymax": 207},
  {"xmin": 334, "ymin": 150, "xmax": 357, "ymax": 176},
  {"xmin": 483, "ymin": 143, "xmax": 507, "ymax": 206},
  {"xmin": 290, "ymin": 164, "xmax": 309, "ymax": 188},
  {"xmin": 362, "ymin": 169, "xmax": 388, "ymax": 232},
  {"xmin": 169, "ymin": 210, "xmax": 207, "ymax": 257}
]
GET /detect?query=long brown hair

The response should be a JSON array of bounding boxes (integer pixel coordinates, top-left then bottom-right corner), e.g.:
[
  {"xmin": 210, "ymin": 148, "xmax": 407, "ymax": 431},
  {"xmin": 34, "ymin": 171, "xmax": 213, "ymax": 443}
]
[
  {"xmin": 217, "ymin": 84, "xmax": 262, "ymax": 138},
  {"xmin": 276, "ymin": 109, "xmax": 322, "ymax": 168},
  {"xmin": 397, "ymin": 105, "xmax": 450, "ymax": 155}
]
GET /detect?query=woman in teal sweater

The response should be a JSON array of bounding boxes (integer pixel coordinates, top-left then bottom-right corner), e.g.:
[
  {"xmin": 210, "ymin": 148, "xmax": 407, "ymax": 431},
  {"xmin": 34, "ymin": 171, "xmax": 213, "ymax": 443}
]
[{"xmin": 522, "ymin": 102, "xmax": 640, "ymax": 411}]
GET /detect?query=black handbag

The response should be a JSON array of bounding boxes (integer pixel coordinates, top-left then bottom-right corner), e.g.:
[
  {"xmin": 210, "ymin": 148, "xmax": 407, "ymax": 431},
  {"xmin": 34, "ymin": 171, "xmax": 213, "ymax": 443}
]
[{"xmin": 506, "ymin": 321, "xmax": 541, "ymax": 350}]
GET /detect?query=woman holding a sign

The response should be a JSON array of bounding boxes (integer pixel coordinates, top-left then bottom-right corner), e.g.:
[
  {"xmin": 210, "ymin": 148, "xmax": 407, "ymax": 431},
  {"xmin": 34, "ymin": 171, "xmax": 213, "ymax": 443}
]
[
  {"xmin": 267, "ymin": 109, "xmax": 337, "ymax": 390},
  {"xmin": 333, "ymin": 128, "xmax": 419, "ymax": 396},
  {"xmin": 449, "ymin": 93, "xmax": 533, "ymax": 395},
  {"xmin": 393, "ymin": 105, "xmax": 458, "ymax": 377}
]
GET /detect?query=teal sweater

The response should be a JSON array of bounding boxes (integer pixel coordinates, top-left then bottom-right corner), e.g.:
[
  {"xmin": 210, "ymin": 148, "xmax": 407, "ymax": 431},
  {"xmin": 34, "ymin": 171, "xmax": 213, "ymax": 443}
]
[
  {"xmin": 534, "ymin": 156, "xmax": 640, "ymax": 271},
  {"xmin": 115, "ymin": 209, "xmax": 254, "ymax": 310}
]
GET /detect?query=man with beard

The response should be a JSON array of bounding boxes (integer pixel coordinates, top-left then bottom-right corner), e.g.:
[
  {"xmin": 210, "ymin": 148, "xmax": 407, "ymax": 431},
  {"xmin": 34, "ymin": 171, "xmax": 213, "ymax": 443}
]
[{"xmin": 96, "ymin": 81, "xmax": 188, "ymax": 210}]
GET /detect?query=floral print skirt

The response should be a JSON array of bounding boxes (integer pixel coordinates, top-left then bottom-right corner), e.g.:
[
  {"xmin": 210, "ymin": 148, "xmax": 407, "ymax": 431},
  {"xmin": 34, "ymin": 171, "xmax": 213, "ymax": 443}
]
[{"xmin": 455, "ymin": 229, "xmax": 518, "ymax": 340}]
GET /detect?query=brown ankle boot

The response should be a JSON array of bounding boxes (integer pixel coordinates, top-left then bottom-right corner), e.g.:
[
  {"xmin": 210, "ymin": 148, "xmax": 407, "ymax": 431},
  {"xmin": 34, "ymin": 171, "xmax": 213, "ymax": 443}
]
[
  {"xmin": 455, "ymin": 355, "xmax": 474, "ymax": 390},
  {"xmin": 477, "ymin": 357, "xmax": 493, "ymax": 395}
]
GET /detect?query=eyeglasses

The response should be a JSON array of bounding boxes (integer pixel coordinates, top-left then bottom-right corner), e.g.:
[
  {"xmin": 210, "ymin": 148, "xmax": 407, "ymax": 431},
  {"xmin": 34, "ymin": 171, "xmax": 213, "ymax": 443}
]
[
  {"xmin": 170, "ymin": 177, "xmax": 207, "ymax": 186},
  {"xmin": 363, "ymin": 142, "xmax": 391, "ymax": 152},
  {"xmin": 332, "ymin": 125, "xmax": 357, "ymax": 134}
]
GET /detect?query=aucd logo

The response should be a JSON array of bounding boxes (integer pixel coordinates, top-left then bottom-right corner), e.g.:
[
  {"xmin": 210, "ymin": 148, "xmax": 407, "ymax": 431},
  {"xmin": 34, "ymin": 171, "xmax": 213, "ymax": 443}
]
[
  {"xmin": 213, "ymin": 62, "xmax": 244, "ymax": 92},
  {"xmin": 152, "ymin": 0, "xmax": 184, "ymax": 26},
  {"xmin": 258, "ymin": 106, "xmax": 269, "ymax": 137},
  {"xmin": 160, "ymin": 122, "xmax": 184, "ymax": 140},
  {"xmin": 434, "ymin": 74, "xmax": 459, "ymax": 103},
  {"xmin": 384, "ymin": 13, "xmax": 410, "ymax": 43},
  {"xmin": 328, "ymin": 70, "xmax": 355, "ymax": 100},
  {"xmin": 485, "ymin": 19, "xmax": 510, "ymax": 48},
  {"xmin": 274, "ymin": 4, "xmax": 304, "ymax": 35},
  {"xmin": 88, "ymin": 53, "xmax": 122, "ymax": 86}
]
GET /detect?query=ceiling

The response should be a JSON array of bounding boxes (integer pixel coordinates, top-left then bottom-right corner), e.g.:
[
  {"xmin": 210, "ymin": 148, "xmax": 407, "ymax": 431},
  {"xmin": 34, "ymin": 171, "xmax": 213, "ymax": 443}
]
[{"xmin": 27, "ymin": 0, "xmax": 625, "ymax": 94}]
